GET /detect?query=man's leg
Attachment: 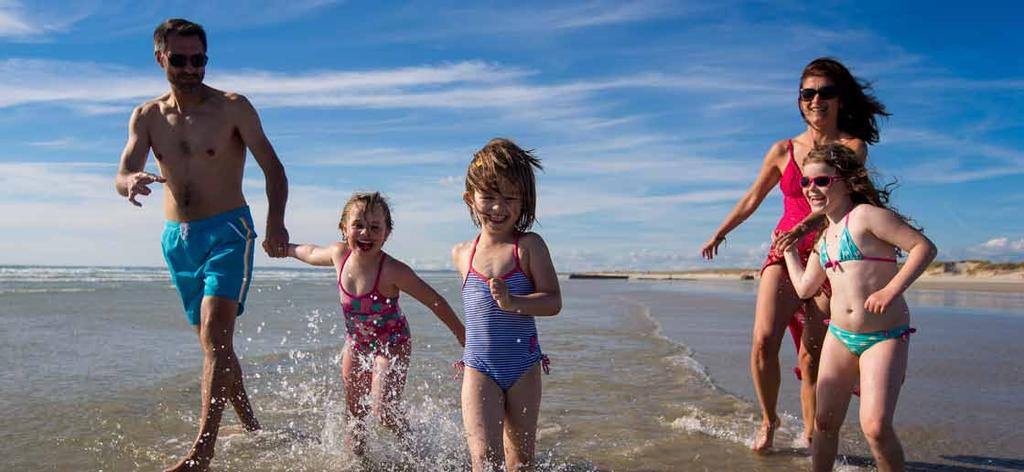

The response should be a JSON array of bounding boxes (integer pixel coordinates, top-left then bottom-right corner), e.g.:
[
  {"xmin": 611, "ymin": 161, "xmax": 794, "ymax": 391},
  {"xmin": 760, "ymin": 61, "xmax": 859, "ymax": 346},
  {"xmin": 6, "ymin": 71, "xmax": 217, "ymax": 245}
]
[{"xmin": 165, "ymin": 296, "xmax": 255, "ymax": 472}]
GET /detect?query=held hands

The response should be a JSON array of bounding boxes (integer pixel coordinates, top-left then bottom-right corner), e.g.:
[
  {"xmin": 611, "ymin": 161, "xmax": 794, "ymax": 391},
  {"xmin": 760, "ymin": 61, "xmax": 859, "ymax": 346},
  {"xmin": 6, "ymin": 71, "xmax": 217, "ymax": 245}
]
[
  {"xmin": 488, "ymin": 277, "xmax": 514, "ymax": 311},
  {"xmin": 700, "ymin": 235, "xmax": 726, "ymax": 260},
  {"xmin": 125, "ymin": 171, "xmax": 166, "ymax": 207},
  {"xmin": 262, "ymin": 224, "xmax": 290, "ymax": 258},
  {"xmin": 772, "ymin": 226, "xmax": 802, "ymax": 253},
  {"xmin": 865, "ymin": 286, "xmax": 898, "ymax": 314}
]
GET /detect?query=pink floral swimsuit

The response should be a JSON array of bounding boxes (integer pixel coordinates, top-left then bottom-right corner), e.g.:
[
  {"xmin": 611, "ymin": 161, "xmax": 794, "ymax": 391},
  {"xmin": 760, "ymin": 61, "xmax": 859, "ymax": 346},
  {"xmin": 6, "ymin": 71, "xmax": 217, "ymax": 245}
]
[{"xmin": 338, "ymin": 251, "xmax": 411, "ymax": 355}]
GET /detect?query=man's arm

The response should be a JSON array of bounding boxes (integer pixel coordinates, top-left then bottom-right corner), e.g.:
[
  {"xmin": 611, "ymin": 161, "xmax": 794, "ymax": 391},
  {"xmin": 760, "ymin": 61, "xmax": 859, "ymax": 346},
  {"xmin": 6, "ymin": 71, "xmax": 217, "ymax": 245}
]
[
  {"xmin": 115, "ymin": 105, "xmax": 165, "ymax": 206},
  {"xmin": 234, "ymin": 95, "xmax": 289, "ymax": 257}
]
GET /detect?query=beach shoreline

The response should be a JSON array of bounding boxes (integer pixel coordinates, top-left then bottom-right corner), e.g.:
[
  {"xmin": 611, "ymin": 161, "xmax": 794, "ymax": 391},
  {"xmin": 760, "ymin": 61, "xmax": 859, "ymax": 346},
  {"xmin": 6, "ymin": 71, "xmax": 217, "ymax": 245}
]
[{"xmin": 569, "ymin": 261, "xmax": 1024, "ymax": 293}]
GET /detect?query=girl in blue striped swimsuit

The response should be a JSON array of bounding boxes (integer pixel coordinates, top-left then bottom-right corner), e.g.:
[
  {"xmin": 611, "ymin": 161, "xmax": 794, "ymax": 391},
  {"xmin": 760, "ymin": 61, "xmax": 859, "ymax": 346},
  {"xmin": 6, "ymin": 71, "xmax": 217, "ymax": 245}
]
[{"xmin": 453, "ymin": 138, "xmax": 562, "ymax": 472}]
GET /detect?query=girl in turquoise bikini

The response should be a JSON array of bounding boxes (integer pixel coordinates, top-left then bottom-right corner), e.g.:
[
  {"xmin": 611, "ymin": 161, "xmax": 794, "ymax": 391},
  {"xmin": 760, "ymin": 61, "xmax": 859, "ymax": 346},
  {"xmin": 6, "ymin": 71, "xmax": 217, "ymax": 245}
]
[{"xmin": 780, "ymin": 144, "xmax": 936, "ymax": 471}]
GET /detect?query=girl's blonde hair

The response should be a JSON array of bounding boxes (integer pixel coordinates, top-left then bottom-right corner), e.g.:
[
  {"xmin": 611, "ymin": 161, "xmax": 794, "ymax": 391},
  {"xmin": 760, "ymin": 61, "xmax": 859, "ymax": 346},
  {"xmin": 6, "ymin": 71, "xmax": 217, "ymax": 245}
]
[
  {"xmin": 464, "ymin": 138, "xmax": 543, "ymax": 233},
  {"xmin": 338, "ymin": 192, "xmax": 394, "ymax": 240}
]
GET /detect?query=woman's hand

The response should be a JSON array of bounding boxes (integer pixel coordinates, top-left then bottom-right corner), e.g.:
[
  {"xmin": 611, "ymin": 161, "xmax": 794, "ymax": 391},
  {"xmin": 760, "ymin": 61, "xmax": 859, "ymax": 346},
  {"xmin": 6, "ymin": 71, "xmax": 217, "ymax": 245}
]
[
  {"xmin": 773, "ymin": 228, "xmax": 801, "ymax": 254},
  {"xmin": 701, "ymin": 235, "xmax": 726, "ymax": 260}
]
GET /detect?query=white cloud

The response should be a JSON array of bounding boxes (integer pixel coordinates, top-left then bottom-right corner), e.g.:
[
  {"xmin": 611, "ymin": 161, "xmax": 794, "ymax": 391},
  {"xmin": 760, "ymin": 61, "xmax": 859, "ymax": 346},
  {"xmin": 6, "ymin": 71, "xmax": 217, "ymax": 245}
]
[
  {"xmin": 0, "ymin": 1, "xmax": 95, "ymax": 40},
  {"xmin": 970, "ymin": 237, "xmax": 1024, "ymax": 257}
]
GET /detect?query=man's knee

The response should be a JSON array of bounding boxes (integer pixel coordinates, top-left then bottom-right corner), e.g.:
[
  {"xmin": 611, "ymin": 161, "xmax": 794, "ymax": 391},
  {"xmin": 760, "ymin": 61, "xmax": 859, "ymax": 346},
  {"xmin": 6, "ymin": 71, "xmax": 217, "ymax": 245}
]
[{"xmin": 199, "ymin": 298, "xmax": 238, "ymax": 350}]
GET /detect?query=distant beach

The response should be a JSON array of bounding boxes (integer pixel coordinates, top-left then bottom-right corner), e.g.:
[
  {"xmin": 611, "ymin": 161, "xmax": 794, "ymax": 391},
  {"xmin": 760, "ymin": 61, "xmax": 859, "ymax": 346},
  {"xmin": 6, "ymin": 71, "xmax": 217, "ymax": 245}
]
[{"xmin": 570, "ymin": 260, "xmax": 1024, "ymax": 293}]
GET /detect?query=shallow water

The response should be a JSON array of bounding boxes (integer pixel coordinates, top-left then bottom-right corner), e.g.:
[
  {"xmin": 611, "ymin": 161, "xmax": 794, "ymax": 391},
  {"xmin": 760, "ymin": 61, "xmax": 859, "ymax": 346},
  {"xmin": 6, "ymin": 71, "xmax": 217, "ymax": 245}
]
[{"xmin": 2, "ymin": 266, "xmax": 1022, "ymax": 470}]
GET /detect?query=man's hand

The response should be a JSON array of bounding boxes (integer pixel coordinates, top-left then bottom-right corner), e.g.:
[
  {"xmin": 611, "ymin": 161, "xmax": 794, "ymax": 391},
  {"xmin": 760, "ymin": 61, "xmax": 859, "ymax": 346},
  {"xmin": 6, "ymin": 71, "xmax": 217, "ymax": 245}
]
[
  {"xmin": 124, "ymin": 171, "xmax": 166, "ymax": 207},
  {"xmin": 262, "ymin": 224, "xmax": 290, "ymax": 258}
]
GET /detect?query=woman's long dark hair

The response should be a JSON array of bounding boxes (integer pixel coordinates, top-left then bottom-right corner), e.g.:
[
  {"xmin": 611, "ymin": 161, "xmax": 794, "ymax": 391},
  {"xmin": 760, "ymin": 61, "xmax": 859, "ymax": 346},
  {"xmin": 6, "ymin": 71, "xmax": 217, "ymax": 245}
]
[{"xmin": 800, "ymin": 57, "xmax": 890, "ymax": 144}]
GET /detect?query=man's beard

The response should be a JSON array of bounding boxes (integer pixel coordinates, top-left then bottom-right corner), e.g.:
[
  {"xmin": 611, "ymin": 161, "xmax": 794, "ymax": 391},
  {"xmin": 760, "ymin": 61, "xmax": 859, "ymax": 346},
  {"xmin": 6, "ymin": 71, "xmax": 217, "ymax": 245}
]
[{"xmin": 170, "ymin": 73, "xmax": 204, "ymax": 93}]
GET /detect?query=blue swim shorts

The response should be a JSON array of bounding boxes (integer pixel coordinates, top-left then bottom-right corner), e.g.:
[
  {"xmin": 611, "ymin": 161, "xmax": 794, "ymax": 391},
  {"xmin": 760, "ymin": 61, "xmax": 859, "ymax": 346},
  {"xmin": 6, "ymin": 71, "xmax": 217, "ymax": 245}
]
[{"xmin": 161, "ymin": 206, "xmax": 257, "ymax": 325}]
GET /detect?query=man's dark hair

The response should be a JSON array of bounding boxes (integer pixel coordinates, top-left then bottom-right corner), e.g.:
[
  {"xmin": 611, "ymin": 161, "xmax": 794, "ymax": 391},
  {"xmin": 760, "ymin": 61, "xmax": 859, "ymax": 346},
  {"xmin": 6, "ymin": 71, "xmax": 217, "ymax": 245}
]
[{"xmin": 153, "ymin": 18, "xmax": 207, "ymax": 52}]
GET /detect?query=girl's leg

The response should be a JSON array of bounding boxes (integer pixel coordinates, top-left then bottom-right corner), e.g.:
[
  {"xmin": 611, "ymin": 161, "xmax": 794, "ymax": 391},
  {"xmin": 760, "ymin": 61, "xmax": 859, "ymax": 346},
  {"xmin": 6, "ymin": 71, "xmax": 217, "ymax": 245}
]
[
  {"xmin": 751, "ymin": 264, "xmax": 804, "ymax": 451},
  {"xmin": 462, "ymin": 366, "xmax": 506, "ymax": 472},
  {"xmin": 858, "ymin": 337, "xmax": 909, "ymax": 472},
  {"xmin": 502, "ymin": 363, "xmax": 543, "ymax": 472},
  {"xmin": 341, "ymin": 345, "xmax": 373, "ymax": 456},
  {"xmin": 373, "ymin": 343, "xmax": 412, "ymax": 441},
  {"xmin": 812, "ymin": 332, "xmax": 858, "ymax": 472},
  {"xmin": 799, "ymin": 293, "xmax": 829, "ymax": 445}
]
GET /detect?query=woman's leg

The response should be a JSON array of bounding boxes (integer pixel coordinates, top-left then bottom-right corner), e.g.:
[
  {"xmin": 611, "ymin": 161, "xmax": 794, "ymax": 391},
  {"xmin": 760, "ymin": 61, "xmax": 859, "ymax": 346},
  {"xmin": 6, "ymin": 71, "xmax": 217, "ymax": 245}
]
[
  {"xmin": 858, "ymin": 336, "xmax": 909, "ymax": 472},
  {"xmin": 812, "ymin": 332, "xmax": 858, "ymax": 472},
  {"xmin": 462, "ymin": 366, "xmax": 507, "ymax": 472},
  {"xmin": 799, "ymin": 292, "xmax": 829, "ymax": 444},
  {"xmin": 341, "ymin": 345, "xmax": 373, "ymax": 456},
  {"xmin": 751, "ymin": 264, "xmax": 804, "ymax": 451},
  {"xmin": 502, "ymin": 363, "xmax": 543, "ymax": 471}
]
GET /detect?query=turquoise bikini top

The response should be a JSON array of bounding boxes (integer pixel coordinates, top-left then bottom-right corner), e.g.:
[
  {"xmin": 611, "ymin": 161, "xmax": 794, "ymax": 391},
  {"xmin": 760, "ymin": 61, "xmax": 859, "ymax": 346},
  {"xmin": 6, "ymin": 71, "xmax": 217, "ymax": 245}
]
[{"xmin": 819, "ymin": 206, "xmax": 898, "ymax": 270}]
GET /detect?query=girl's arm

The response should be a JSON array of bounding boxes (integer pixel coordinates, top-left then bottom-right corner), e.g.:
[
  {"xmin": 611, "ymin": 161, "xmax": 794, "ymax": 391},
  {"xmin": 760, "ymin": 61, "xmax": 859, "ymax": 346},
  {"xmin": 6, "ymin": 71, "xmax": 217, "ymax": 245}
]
[
  {"xmin": 702, "ymin": 141, "xmax": 786, "ymax": 260},
  {"xmin": 782, "ymin": 242, "xmax": 827, "ymax": 299},
  {"xmin": 392, "ymin": 260, "xmax": 466, "ymax": 346},
  {"xmin": 288, "ymin": 242, "xmax": 345, "ymax": 267},
  {"xmin": 490, "ymin": 233, "xmax": 561, "ymax": 316},
  {"xmin": 861, "ymin": 207, "xmax": 938, "ymax": 314}
]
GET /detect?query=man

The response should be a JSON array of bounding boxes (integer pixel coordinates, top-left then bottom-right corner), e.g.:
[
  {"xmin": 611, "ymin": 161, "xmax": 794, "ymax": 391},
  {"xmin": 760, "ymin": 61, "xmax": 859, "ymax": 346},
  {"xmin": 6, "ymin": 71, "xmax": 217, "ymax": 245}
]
[{"xmin": 115, "ymin": 18, "xmax": 289, "ymax": 472}]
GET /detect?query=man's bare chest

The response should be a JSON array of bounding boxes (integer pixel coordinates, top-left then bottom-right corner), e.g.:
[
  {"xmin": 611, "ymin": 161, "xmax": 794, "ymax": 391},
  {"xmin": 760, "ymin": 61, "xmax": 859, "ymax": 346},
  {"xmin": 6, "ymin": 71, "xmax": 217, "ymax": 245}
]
[{"xmin": 150, "ymin": 113, "xmax": 241, "ymax": 162}]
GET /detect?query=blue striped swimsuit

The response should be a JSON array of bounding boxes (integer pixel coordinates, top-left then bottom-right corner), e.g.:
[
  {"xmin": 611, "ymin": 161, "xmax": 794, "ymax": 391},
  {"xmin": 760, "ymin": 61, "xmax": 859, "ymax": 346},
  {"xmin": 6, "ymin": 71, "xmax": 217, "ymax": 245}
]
[{"xmin": 462, "ymin": 235, "xmax": 543, "ymax": 392}]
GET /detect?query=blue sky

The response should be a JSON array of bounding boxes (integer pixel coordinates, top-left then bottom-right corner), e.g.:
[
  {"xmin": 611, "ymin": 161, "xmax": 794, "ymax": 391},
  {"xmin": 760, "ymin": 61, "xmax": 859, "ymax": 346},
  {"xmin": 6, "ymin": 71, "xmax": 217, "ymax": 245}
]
[{"xmin": 1, "ymin": 0, "xmax": 1022, "ymax": 270}]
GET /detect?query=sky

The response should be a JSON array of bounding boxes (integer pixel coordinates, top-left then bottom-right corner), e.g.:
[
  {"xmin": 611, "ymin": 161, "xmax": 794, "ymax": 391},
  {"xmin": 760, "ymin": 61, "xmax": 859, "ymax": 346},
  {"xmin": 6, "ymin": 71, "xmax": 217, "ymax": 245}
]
[{"xmin": 1, "ymin": 0, "xmax": 1022, "ymax": 271}]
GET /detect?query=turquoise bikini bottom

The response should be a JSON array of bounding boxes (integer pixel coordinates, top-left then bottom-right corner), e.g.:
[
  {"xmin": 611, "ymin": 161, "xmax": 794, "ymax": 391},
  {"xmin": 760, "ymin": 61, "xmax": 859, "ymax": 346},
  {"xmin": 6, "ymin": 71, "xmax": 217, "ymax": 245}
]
[{"xmin": 828, "ymin": 323, "xmax": 914, "ymax": 357}]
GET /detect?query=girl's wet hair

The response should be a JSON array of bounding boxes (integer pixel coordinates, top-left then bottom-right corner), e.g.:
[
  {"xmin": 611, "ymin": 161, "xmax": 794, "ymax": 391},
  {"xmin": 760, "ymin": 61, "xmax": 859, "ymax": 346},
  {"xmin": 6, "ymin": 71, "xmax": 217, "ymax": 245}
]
[
  {"xmin": 465, "ymin": 138, "xmax": 543, "ymax": 233},
  {"xmin": 806, "ymin": 143, "xmax": 916, "ymax": 230},
  {"xmin": 338, "ymin": 192, "xmax": 394, "ymax": 239},
  {"xmin": 800, "ymin": 57, "xmax": 890, "ymax": 144}
]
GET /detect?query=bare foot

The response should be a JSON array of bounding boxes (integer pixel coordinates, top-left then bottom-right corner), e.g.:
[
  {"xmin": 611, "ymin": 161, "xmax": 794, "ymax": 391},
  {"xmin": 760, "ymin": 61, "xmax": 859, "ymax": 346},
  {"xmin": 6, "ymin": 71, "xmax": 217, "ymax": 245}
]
[{"xmin": 751, "ymin": 418, "xmax": 780, "ymax": 453}]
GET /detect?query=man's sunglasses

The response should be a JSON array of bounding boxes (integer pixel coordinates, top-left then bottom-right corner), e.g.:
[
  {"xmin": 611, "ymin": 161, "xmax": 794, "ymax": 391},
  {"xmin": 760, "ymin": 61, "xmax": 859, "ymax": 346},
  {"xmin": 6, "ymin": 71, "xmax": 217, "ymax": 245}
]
[
  {"xmin": 799, "ymin": 85, "xmax": 839, "ymax": 101},
  {"xmin": 800, "ymin": 175, "xmax": 843, "ymax": 188},
  {"xmin": 167, "ymin": 53, "xmax": 208, "ymax": 68}
]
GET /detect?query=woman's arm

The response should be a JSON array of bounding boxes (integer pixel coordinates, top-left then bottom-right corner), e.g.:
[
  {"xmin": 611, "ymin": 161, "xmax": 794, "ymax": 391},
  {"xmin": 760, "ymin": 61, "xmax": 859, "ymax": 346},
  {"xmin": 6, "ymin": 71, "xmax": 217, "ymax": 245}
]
[
  {"xmin": 393, "ymin": 260, "xmax": 466, "ymax": 346},
  {"xmin": 861, "ymin": 207, "xmax": 938, "ymax": 314},
  {"xmin": 702, "ymin": 141, "xmax": 786, "ymax": 259},
  {"xmin": 288, "ymin": 242, "xmax": 344, "ymax": 267},
  {"xmin": 490, "ymin": 233, "xmax": 561, "ymax": 316}
]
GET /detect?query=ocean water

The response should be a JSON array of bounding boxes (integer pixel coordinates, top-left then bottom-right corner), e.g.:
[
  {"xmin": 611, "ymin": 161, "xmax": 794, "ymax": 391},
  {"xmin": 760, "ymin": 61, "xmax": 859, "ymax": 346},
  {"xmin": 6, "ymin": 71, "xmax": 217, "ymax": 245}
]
[{"xmin": 1, "ymin": 266, "xmax": 1022, "ymax": 471}]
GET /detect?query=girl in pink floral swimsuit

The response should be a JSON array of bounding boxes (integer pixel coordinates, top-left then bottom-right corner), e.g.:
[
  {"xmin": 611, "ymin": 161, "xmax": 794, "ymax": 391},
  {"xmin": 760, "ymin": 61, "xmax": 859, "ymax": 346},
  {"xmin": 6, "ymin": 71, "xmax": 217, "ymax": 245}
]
[{"xmin": 288, "ymin": 192, "xmax": 465, "ymax": 456}]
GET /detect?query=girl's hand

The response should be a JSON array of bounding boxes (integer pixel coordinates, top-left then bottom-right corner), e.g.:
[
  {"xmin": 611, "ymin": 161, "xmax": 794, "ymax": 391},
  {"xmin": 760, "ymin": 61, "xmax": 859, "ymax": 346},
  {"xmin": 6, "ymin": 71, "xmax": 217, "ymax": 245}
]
[
  {"xmin": 701, "ymin": 235, "xmax": 726, "ymax": 260},
  {"xmin": 865, "ymin": 287, "xmax": 898, "ymax": 314},
  {"xmin": 773, "ymin": 227, "xmax": 801, "ymax": 253},
  {"xmin": 488, "ymin": 277, "xmax": 513, "ymax": 311}
]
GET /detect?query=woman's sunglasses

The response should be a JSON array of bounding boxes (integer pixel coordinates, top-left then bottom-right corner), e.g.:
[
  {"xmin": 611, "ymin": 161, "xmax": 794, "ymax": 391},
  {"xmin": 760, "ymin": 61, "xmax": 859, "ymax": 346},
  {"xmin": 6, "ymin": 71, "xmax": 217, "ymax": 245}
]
[
  {"xmin": 799, "ymin": 85, "xmax": 839, "ymax": 101},
  {"xmin": 800, "ymin": 175, "xmax": 843, "ymax": 188},
  {"xmin": 168, "ymin": 53, "xmax": 208, "ymax": 68}
]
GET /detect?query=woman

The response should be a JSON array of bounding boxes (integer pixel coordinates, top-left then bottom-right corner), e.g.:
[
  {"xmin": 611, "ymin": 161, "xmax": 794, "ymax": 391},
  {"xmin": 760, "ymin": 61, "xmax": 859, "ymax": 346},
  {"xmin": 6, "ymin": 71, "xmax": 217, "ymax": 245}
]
[{"xmin": 701, "ymin": 57, "xmax": 888, "ymax": 451}]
